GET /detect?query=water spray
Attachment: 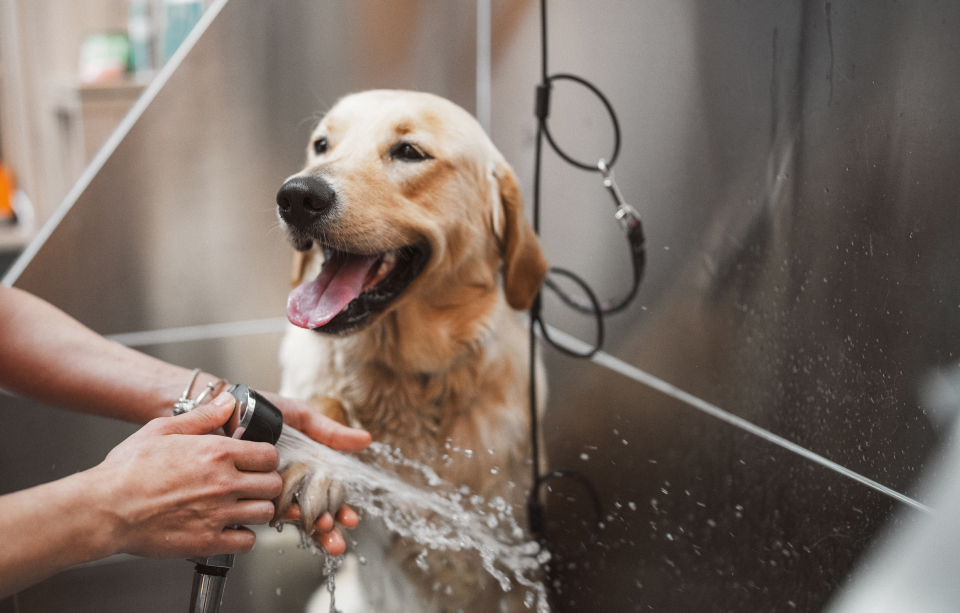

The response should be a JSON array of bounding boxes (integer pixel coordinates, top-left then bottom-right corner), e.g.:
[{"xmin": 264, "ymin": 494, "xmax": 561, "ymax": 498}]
[{"xmin": 184, "ymin": 384, "xmax": 284, "ymax": 613}]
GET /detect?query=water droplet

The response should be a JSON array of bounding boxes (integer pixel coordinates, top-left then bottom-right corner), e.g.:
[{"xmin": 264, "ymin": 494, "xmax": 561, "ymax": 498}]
[
  {"xmin": 275, "ymin": 588, "xmax": 281, "ymax": 596},
  {"xmin": 579, "ymin": 453, "xmax": 589, "ymax": 461}
]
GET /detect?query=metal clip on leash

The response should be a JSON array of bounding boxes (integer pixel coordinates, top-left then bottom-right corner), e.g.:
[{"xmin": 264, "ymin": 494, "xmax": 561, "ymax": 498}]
[
  {"xmin": 598, "ymin": 158, "xmax": 647, "ymax": 316},
  {"xmin": 176, "ymin": 382, "xmax": 284, "ymax": 613},
  {"xmin": 599, "ymin": 159, "xmax": 640, "ymax": 233}
]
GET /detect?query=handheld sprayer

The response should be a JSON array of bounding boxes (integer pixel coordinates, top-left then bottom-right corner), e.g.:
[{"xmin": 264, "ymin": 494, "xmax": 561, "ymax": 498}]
[{"xmin": 184, "ymin": 384, "xmax": 283, "ymax": 613}]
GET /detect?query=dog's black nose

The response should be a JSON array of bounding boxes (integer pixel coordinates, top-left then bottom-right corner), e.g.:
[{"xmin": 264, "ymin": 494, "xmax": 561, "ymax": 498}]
[{"xmin": 276, "ymin": 176, "xmax": 337, "ymax": 222}]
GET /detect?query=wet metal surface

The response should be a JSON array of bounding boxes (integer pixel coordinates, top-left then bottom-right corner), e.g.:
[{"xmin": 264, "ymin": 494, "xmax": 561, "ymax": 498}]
[{"xmin": 530, "ymin": 1, "xmax": 960, "ymax": 610}]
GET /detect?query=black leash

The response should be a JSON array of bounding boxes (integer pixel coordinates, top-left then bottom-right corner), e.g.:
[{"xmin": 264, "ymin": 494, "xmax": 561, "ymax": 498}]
[{"xmin": 526, "ymin": 0, "xmax": 647, "ymax": 560}]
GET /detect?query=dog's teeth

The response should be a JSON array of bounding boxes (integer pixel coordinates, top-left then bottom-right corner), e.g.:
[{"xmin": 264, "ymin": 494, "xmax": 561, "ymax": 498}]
[{"xmin": 372, "ymin": 250, "xmax": 397, "ymax": 281}]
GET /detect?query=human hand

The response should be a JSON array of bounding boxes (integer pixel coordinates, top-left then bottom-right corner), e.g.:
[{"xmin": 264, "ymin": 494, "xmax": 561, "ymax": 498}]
[
  {"xmin": 261, "ymin": 392, "xmax": 370, "ymax": 553},
  {"xmin": 278, "ymin": 503, "xmax": 359, "ymax": 557},
  {"xmin": 88, "ymin": 392, "xmax": 281, "ymax": 559},
  {"xmin": 263, "ymin": 391, "xmax": 371, "ymax": 452}
]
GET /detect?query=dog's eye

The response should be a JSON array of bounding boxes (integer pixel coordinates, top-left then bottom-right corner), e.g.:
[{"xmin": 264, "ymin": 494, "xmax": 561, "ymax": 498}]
[
  {"xmin": 390, "ymin": 142, "xmax": 432, "ymax": 162},
  {"xmin": 313, "ymin": 137, "xmax": 329, "ymax": 155}
]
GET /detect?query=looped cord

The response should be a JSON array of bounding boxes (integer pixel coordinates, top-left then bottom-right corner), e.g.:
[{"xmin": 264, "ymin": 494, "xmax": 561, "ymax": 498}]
[{"xmin": 526, "ymin": 0, "xmax": 646, "ymax": 560}]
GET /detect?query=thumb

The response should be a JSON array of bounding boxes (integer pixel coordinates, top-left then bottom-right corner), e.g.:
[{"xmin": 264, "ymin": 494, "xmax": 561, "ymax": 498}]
[{"xmin": 165, "ymin": 392, "xmax": 236, "ymax": 435}]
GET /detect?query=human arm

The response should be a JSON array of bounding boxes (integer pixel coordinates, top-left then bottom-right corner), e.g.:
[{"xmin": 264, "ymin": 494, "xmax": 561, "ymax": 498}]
[
  {"xmin": 0, "ymin": 395, "xmax": 279, "ymax": 599},
  {"xmin": 0, "ymin": 286, "xmax": 371, "ymax": 555},
  {"xmin": 0, "ymin": 285, "xmax": 206, "ymax": 424},
  {"xmin": 0, "ymin": 287, "xmax": 371, "ymax": 445}
]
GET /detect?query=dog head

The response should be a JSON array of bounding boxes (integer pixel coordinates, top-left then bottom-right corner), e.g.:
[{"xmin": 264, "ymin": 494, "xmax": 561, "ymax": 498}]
[{"xmin": 277, "ymin": 90, "xmax": 547, "ymax": 336}]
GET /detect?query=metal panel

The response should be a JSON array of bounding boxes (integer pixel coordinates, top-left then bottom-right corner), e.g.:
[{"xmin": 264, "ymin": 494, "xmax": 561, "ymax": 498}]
[{"xmin": 487, "ymin": 1, "xmax": 960, "ymax": 611}]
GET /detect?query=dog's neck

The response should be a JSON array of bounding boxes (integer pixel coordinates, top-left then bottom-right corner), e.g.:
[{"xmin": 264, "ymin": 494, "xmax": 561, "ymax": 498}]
[{"xmin": 333, "ymin": 288, "xmax": 519, "ymax": 441}]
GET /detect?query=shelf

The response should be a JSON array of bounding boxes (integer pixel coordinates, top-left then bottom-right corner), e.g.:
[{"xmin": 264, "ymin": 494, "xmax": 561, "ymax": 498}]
[{"xmin": 78, "ymin": 77, "xmax": 147, "ymax": 104}]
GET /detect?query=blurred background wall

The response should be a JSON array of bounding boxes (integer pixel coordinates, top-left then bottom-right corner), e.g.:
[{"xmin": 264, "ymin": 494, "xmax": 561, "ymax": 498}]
[{"xmin": 2, "ymin": 1, "xmax": 960, "ymax": 611}]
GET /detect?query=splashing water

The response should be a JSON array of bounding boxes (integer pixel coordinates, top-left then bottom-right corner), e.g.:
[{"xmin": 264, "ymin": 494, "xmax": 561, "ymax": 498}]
[
  {"xmin": 275, "ymin": 427, "xmax": 551, "ymax": 612},
  {"xmin": 322, "ymin": 553, "xmax": 344, "ymax": 613}
]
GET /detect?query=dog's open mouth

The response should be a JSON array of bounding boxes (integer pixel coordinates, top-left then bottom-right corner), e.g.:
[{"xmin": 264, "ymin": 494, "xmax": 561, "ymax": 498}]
[{"xmin": 287, "ymin": 243, "xmax": 430, "ymax": 333}]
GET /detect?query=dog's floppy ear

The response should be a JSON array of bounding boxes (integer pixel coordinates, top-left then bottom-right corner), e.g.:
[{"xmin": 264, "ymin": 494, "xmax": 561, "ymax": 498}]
[{"xmin": 495, "ymin": 164, "xmax": 548, "ymax": 310}]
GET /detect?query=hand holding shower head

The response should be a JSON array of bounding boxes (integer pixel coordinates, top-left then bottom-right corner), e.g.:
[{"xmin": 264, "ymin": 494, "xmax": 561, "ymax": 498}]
[{"xmin": 187, "ymin": 384, "xmax": 284, "ymax": 613}]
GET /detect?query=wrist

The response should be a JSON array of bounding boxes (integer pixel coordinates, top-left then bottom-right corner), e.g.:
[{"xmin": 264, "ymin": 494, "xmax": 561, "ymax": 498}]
[
  {"xmin": 70, "ymin": 467, "xmax": 127, "ymax": 561},
  {"xmin": 0, "ymin": 471, "xmax": 120, "ymax": 597},
  {"xmin": 18, "ymin": 468, "xmax": 126, "ymax": 566}
]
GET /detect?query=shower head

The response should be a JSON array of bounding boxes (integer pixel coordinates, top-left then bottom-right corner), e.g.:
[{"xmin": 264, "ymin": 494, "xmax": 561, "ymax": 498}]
[
  {"xmin": 227, "ymin": 384, "xmax": 284, "ymax": 445},
  {"xmin": 187, "ymin": 384, "xmax": 284, "ymax": 613}
]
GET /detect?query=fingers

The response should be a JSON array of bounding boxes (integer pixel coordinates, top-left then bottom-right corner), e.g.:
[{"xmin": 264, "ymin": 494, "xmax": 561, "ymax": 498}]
[
  {"xmin": 298, "ymin": 412, "xmax": 372, "ymax": 453},
  {"xmin": 284, "ymin": 509, "xmax": 335, "ymax": 533},
  {"xmin": 225, "ymin": 500, "xmax": 277, "ymax": 527},
  {"xmin": 336, "ymin": 505, "xmax": 359, "ymax": 529},
  {"xmin": 315, "ymin": 512, "xmax": 335, "ymax": 533},
  {"xmin": 318, "ymin": 529, "xmax": 346, "ymax": 557},
  {"xmin": 280, "ymin": 504, "xmax": 358, "ymax": 532},
  {"xmin": 231, "ymin": 441, "xmax": 280, "ymax": 473},
  {"xmin": 213, "ymin": 525, "xmax": 258, "ymax": 554},
  {"xmin": 278, "ymin": 506, "xmax": 349, "ymax": 557},
  {"xmin": 158, "ymin": 392, "xmax": 236, "ymax": 436},
  {"xmin": 233, "ymin": 471, "xmax": 283, "ymax": 502},
  {"xmin": 264, "ymin": 392, "xmax": 371, "ymax": 453}
]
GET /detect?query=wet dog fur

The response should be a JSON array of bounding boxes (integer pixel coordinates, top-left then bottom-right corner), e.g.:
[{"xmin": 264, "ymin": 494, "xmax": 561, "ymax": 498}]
[{"xmin": 273, "ymin": 90, "xmax": 547, "ymax": 612}]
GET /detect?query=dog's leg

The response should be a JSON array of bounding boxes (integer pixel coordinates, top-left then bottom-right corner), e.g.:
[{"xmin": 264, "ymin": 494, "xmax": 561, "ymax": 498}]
[{"xmin": 272, "ymin": 461, "xmax": 347, "ymax": 537}]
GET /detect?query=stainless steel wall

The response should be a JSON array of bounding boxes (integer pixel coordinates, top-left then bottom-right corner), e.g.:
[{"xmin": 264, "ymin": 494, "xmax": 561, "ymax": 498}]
[
  {"xmin": 514, "ymin": 1, "xmax": 960, "ymax": 611},
  {"xmin": 3, "ymin": 0, "xmax": 960, "ymax": 611}
]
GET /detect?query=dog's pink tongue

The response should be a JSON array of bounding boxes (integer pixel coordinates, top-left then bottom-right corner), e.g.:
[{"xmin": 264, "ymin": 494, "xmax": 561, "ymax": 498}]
[{"xmin": 287, "ymin": 253, "xmax": 380, "ymax": 328}]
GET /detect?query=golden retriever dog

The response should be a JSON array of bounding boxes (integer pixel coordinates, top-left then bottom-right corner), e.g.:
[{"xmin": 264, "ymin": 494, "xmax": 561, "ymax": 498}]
[{"xmin": 273, "ymin": 90, "xmax": 548, "ymax": 612}]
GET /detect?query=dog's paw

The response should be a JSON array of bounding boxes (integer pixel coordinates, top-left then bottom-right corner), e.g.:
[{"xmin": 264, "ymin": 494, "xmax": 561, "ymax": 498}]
[{"xmin": 272, "ymin": 461, "xmax": 348, "ymax": 536}]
